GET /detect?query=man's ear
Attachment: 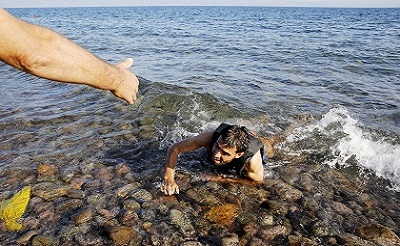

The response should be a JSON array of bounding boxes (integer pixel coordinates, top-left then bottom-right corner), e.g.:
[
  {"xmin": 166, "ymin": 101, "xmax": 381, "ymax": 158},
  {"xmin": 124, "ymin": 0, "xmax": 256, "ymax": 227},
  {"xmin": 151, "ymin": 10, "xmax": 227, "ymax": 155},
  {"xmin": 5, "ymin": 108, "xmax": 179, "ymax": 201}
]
[{"xmin": 235, "ymin": 152, "xmax": 244, "ymax": 159}]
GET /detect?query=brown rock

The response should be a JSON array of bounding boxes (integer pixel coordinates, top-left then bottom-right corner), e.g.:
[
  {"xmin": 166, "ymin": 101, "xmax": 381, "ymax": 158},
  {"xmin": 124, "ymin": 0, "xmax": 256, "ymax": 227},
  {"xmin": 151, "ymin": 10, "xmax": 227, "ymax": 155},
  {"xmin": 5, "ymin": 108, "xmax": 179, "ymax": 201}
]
[
  {"xmin": 37, "ymin": 164, "xmax": 58, "ymax": 176},
  {"xmin": 356, "ymin": 221, "xmax": 400, "ymax": 245},
  {"xmin": 71, "ymin": 209, "xmax": 94, "ymax": 224},
  {"xmin": 109, "ymin": 226, "xmax": 135, "ymax": 246}
]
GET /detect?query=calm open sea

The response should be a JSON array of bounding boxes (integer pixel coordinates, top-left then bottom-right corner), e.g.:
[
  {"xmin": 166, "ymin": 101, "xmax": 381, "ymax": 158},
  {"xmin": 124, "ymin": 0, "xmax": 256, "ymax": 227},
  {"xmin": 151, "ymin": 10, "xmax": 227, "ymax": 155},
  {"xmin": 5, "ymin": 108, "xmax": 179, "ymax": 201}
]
[{"xmin": 1, "ymin": 7, "xmax": 399, "ymax": 192}]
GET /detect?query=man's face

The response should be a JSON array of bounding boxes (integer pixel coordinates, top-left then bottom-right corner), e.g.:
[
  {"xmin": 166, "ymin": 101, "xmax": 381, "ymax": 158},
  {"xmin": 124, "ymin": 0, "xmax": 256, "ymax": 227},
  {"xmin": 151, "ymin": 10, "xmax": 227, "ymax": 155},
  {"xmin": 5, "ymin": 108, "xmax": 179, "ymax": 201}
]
[{"xmin": 211, "ymin": 137, "xmax": 244, "ymax": 166}]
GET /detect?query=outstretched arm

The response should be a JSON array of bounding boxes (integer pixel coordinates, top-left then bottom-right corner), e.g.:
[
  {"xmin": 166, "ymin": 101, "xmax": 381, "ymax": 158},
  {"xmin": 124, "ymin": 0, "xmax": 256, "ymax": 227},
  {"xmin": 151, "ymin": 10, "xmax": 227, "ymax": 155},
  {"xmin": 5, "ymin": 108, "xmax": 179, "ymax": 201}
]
[
  {"xmin": 0, "ymin": 8, "xmax": 139, "ymax": 104},
  {"xmin": 161, "ymin": 131, "xmax": 213, "ymax": 195}
]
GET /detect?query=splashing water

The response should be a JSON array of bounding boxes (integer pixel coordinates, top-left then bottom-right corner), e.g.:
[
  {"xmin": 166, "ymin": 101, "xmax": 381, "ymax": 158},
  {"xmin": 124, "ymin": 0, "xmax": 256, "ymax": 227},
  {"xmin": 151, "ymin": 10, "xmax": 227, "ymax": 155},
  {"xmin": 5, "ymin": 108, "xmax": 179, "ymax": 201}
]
[{"xmin": 284, "ymin": 107, "xmax": 400, "ymax": 191}]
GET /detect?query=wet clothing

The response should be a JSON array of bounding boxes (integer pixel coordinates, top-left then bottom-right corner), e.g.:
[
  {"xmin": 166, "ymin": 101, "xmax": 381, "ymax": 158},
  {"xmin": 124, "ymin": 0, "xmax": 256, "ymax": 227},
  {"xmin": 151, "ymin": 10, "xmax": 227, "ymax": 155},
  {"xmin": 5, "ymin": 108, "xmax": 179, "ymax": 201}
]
[{"xmin": 209, "ymin": 123, "xmax": 267, "ymax": 177}]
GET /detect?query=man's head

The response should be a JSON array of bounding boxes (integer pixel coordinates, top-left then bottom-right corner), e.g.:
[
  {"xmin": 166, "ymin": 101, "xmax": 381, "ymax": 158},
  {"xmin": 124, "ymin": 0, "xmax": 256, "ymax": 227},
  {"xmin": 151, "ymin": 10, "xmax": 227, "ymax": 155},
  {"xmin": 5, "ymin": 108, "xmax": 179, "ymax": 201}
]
[{"xmin": 211, "ymin": 125, "xmax": 249, "ymax": 166}]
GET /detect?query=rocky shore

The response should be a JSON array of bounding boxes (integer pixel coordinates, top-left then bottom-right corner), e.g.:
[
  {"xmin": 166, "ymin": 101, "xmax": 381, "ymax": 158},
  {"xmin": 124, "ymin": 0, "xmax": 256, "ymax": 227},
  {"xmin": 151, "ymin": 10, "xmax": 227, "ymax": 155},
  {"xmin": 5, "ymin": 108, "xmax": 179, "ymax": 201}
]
[{"xmin": 0, "ymin": 158, "xmax": 399, "ymax": 245}]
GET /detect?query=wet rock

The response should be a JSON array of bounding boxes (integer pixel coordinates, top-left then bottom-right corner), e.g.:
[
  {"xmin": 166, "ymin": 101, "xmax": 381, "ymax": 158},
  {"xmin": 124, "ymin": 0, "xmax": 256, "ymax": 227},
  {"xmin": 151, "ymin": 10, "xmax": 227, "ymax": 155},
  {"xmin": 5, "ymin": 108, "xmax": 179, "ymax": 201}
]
[
  {"xmin": 169, "ymin": 208, "xmax": 195, "ymax": 236},
  {"xmin": 222, "ymin": 233, "xmax": 239, "ymax": 246},
  {"xmin": 109, "ymin": 226, "xmax": 140, "ymax": 246},
  {"xmin": 180, "ymin": 241, "xmax": 202, "ymax": 246},
  {"xmin": 117, "ymin": 183, "xmax": 141, "ymax": 198},
  {"xmin": 37, "ymin": 164, "xmax": 58, "ymax": 176},
  {"xmin": 67, "ymin": 189, "xmax": 85, "ymax": 199},
  {"xmin": 97, "ymin": 208, "xmax": 120, "ymax": 219},
  {"xmin": 71, "ymin": 209, "xmax": 94, "ymax": 224},
  {"xmin": 18, "ymin": 216, "xmax": 39, "ymax": 231},
  {"xmin": 69, "ymin": 177, "xmax": 87, "ymax": 190},
  {"xmin": 119, "ymin": 210, "xmax": 139, "ymax": 226},
  {"xmin": 260, "ymin": 199, "xmax": 288, "ymax": 216},
  {"xmin": 186, "ymin": 186, "xmax": 220, "ymax": 206},
  {"xmin": 280, "ymin": 166, "xmax": 301, "ymax": 185},
  {"xmin": 61, "ymin": 168, "xmax": 76, "ymax": 183},
  {"xmin": 340, "ymin": 233, "xmax": 376, "ymax": 246},
  {"xmin": 75, "ymin": 233, "xmax": 104, "ymax": 246},
  {"xmin": 259, "ymin": 225, "xmax": 288, "ymax": 243},
  {"xmin": 356, "ymin": 221, "xmax": 400, "ymax": 245},
  {"xmin": 312, "ymin": 221, "xmax": 330, "ymax": 237},
  {"xmin": 123, "ymin": 199, "xmax": 141, "ymax": 211},
  {"xmin": 55, "ymin": 198, "xmax": 84, "ymax": 216},
  {"xmin": 204, "ymin": 204, "xmax": 240, "ymax": 226},
  {"xmin": 297, "ymin": 172, "xmax": 316, "ymax": 192},
  {"xmin": 94, "ymin": 166, "xmax": 115, "ymax": 182},
  {"xmin": 302, "ymin": 197, "xmax": 320, "ymax": 212},
  {"xmin": 128, "ymin": 188, "xmax": 153, "ymax": 203},
  {"xmin": 239, "ymin": 223, "xmax": 259, "ymax": 245},
  {"xmin": 115, "ymin": 163, "xmax": 131, "ymax": 176},
  {"xmin": 259, "ymin": 213, "xmax": 274, "ymax": 226},
  {"xmin": 16, "ymin": 230, "xmax": 39, "ymax": 244},
  {"xmin": 264, "ymin": 179, "xmax": 303, "ymax": 202},
  {"xmin": 330, "ymin": 201, "xmax": 353, "ymax": 215},
  {"xmin": 139, "ymin": 209, "xmax": 156, "ymax": 221},
  {"xmin": 32, "ymin": 182, "xmax": 69, "ymax": 200},
  {"xmin": 32, "ymin": 235, "xmax": 55, "ymax": 246},
  {"xmin": 287, "ymin": 235, "xmax": 318, "ymax": 246},
  {"xmin": 86, "ymin": 193, "xmax": 108, "ymax": 210}
]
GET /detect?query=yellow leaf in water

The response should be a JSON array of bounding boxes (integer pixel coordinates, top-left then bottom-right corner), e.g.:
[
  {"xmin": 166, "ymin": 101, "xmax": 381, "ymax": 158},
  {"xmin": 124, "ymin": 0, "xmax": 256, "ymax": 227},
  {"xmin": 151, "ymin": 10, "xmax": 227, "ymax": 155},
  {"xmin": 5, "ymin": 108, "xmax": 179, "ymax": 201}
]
[{"xmin": 0, "ymin": 186, "xmax": 31, "ymax": 231}]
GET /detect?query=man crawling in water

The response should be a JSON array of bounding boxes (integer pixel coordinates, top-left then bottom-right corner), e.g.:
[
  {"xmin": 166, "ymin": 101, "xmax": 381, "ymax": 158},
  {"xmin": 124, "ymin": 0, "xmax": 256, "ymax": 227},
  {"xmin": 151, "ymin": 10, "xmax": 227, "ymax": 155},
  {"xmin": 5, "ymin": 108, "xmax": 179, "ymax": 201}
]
[{"xmin": 161, "ymin": 123, "xmax": 277, "ymax": 195}]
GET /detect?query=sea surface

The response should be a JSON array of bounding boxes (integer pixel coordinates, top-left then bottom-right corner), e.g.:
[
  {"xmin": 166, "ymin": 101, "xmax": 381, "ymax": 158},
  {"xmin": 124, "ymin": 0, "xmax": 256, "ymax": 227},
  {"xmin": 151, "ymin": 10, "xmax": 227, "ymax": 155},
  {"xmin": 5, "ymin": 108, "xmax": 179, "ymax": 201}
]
[{"xmin": 0, "ymin": 6, "xmax": 399, "ymax": 243}]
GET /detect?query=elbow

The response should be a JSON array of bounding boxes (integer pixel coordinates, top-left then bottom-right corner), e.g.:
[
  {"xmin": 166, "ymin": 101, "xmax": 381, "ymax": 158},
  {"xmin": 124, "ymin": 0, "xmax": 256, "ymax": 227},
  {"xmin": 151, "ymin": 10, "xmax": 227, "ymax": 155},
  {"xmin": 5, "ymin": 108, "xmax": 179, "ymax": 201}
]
[{"xmin": 17, "ymin": 52, "xmax": 50, "ymax": 74}]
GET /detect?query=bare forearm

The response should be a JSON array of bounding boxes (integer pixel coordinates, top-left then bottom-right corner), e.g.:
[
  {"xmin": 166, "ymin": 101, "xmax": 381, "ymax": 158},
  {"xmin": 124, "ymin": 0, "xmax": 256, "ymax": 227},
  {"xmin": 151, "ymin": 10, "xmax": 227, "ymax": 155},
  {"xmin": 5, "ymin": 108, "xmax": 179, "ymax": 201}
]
[
  {"xmin": 0, "ymin": 9, "xmax": 139, "ymax": 104},
  {"xmin": 5, "ymin": 21, "xmax": 119, "ymax": 89}
]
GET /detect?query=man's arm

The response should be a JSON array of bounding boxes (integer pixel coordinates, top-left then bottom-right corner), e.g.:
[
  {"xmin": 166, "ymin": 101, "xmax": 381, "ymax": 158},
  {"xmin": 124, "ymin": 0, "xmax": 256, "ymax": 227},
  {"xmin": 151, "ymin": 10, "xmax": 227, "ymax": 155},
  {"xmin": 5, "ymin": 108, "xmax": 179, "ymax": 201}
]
[
  {"xmin": 245, "ymin": 150, "xmax": 264, "ymax": 182},
  {"xmin": 0, "ymin": 9, "xmax": 139, "ymax": 104},
  {"xmin": 161, "ymin": 131, "xmax": 214, "ymax": 195}
]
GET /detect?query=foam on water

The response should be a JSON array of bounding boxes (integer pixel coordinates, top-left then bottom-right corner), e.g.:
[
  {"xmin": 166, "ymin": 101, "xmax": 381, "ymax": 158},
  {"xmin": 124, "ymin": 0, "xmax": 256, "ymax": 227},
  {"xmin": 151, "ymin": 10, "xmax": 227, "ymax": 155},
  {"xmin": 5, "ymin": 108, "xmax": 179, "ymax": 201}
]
[{"xmin": 284, "ymin": 107, "xmax": 400, "ymax": 191}]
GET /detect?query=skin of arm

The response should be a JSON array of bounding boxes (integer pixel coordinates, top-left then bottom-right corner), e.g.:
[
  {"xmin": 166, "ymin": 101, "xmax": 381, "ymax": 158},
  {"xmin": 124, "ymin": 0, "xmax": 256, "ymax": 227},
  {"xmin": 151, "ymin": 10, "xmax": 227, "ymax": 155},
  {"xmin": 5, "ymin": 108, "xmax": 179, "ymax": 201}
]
[
  {"xmin": 161, "ymin": 131, "xmax": 214, "ymax": 195},
  {"xmin": 0, "ymin": 9, "xmax": 139, "ymax": 104},
  {"xmin": 245, "ymin": 150, "xmax": 264, "ymax": 182}
]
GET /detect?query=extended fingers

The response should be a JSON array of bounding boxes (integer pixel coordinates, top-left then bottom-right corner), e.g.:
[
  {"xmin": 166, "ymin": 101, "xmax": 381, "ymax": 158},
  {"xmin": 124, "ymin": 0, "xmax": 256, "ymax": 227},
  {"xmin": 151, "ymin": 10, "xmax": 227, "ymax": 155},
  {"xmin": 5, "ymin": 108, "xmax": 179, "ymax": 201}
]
[{"xmin": 161, "ymin": 183, "xmax": 179, "ymax": 195}]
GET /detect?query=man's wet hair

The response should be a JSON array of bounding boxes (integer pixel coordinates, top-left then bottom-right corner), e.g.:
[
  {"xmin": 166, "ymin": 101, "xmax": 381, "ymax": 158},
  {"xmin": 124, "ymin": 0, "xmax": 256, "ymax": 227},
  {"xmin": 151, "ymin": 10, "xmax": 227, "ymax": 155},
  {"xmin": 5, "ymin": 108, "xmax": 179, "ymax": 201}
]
[{"xmin": 219, "ymin": 125, "xmax": 249, "ymax": 153}]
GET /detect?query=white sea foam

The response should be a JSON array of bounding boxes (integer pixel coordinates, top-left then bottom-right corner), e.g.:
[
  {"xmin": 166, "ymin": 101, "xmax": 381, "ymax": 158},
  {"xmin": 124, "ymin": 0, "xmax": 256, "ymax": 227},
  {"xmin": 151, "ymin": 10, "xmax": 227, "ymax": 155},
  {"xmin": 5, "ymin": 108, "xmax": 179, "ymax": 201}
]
[{"xmin": 285, "ymin": 107, "xmax": 400, "ymax": 191}]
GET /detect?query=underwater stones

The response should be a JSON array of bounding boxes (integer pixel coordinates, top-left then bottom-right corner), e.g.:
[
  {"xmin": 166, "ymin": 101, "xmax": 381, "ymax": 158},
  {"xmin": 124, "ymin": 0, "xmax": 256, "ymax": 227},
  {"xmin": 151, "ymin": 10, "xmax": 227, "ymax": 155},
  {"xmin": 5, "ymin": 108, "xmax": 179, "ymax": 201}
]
[
  {"xmin": 204, "ymin": 204, "xmax": 240, "ymax": 226},
  {"xmin": 222, "ymin": 233, "xmax": 239, "ymax": 246},
  {"xmin": 259, "ymin": 225, "xmax": 288, "ymax": 243},
  {"xmin": 128, "ymin": 188, "xmax": 153, "ymax": 204},
  {"xmin": 355, "ymin": 221, "xmax": 400, "ymax": 245},
  {"xmin": 186, "ymin": 186, "xmax": 220, "ymax": 206},
  {"xmin": 123, "ymin": 199, "xmax": 141, "ymax": 211},
  {"xmin": 71, "ymin": 209, "xmax": 94, "ymax": 225},
  {"xmin": 287, "ymin": 235, "xmax": 318, "ymax": 246},
  {"xmin": 301, "ymin": 197, "xmax": 320, "ymax": 212},
  {"xmin": 16, "ymin": 230, "xmax": 39, "ymax": 244},
  {"xmin": 330, "ymin": 201, "xmax": 353, "ymax": 215},
  {"xmin": 115, "ymin": 163, "xmax": 132, "ymax": 176},
  {"xmin": 37, "ymin": 164, "xmax": 58, "ymax": 177},
  {"xmin": 116, "ymin": 183, "xmax": 141, "ymax": 198},
  {"xmin": 108, "ymin": 226, "xmax": 138, "ymax": 246},
  {"xmin": 169, "ymin": 208, "xmax": 195, "ymax": 236},
  {"xmin": 32, "ymin": 182, "xmax": 69, "ymax": 201},
  {"xmin": 280, "ymin": 166, "xmax": 301, "ymax": 185},
  {"xmin": 259, "ymin": 213, "xmax": 274, "ymax": 226},
  {"xmin": 31, "ymin": 235, "xmax": 55, "ymax": 246},
  {"xmin": 55, "ymin": 198, "xmax": 84, "ymax": 216},
  {"xmin": 74, "ymin": 232, "xmax": 103, "ymax": 246},
  {"xmin": 297, "ymin": 172, "xmax": 316, "ymax": 192},
  {"xmin": 120, "ymin": 210, "xmax": 139, "ymax": 226},
  {"xmin": 264, "ymin": 179, "xmax": 303, "ymax": 202}
]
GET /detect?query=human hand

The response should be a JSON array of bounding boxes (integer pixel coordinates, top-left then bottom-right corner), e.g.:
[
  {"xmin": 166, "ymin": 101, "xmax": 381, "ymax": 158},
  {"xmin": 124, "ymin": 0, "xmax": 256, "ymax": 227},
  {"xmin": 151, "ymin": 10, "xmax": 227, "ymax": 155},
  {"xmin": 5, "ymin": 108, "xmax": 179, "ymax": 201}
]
[
  {"xmin": 111, "ymin": 58, "xmax": 139, "ymax": 104},
  {"xmin": 160, "ymin": 180, "xmax": 180, "ymax": 195}
]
